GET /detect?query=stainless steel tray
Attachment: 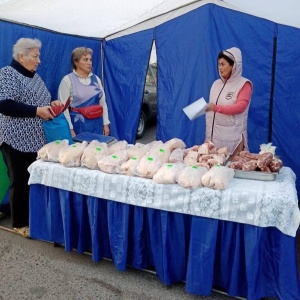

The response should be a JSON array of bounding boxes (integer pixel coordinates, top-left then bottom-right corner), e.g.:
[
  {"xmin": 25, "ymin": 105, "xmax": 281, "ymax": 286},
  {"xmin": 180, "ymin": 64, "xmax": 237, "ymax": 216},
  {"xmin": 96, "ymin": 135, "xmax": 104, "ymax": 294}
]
[{"xmin": 233, "ymin": 169, "xmax": 277, "ymax": 181}]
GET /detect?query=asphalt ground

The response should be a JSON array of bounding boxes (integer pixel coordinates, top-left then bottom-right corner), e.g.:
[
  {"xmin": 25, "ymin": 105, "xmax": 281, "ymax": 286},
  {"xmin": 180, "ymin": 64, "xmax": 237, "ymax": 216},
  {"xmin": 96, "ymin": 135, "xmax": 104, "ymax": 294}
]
[{"xmin": 0, "ymin": 214, "xmax": 235, "ymax": 300}]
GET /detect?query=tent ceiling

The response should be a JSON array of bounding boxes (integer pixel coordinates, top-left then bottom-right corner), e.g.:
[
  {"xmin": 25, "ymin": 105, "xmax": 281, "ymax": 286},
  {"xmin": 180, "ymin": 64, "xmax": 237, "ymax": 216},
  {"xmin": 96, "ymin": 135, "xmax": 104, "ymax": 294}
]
[{"xmin": 0, "ymin": 0, "xmax": 300, "ymax": 39}]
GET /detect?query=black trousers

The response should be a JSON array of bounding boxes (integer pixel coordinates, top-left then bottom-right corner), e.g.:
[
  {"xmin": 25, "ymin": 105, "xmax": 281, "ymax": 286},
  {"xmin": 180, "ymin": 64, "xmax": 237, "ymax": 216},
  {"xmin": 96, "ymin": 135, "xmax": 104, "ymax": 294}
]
[{"xmin": 1, "ymin": 143, "xmax": 37, "ymax": 228}]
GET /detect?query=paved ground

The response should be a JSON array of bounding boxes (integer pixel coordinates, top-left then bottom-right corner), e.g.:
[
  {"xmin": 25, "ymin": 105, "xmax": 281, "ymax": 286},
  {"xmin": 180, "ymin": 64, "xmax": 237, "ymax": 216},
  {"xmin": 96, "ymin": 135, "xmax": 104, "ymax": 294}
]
[{"xmin": 0, "ymin": 215, "xmax": 234, "ymax": 300}]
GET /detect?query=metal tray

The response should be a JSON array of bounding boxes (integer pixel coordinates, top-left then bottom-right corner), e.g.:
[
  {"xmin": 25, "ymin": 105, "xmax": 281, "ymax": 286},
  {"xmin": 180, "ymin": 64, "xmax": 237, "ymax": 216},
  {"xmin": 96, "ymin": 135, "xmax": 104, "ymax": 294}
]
[
  {"xmin": 233, "ymin": 169, "xmax": 277, "ymax": 181},
  {"xmin": 225, "ymin": 161, "xmax": 278, "ymax": 181}
]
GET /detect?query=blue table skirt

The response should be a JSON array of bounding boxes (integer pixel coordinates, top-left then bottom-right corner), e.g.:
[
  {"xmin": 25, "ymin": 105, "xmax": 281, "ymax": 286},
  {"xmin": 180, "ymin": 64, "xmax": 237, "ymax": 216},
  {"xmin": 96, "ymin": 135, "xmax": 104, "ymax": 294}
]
[{"xmin": 29, "ymin": 184, "xmax": 300, "ymax": 300}]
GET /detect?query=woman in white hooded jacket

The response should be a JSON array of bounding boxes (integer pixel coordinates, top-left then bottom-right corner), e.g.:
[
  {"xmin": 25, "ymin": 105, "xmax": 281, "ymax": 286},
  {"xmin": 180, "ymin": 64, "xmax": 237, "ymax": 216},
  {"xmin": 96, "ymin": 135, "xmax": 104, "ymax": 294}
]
[{"xmin": 205, "ymin": 47, "xmax": 253, "ymax": 157}]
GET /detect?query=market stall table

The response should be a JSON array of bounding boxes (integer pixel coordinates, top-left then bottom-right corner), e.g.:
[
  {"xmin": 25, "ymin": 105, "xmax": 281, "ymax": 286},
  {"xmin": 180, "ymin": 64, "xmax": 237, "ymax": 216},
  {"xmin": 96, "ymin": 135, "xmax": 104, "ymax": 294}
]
[{"xmin": 28, "ymin": 160, "xmax": 300, "ymax": 299}]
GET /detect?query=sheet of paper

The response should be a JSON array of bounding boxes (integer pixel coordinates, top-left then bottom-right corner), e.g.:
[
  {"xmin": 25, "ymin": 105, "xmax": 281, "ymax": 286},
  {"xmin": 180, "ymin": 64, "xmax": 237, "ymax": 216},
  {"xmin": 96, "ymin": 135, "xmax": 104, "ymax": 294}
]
[{"xmin": 183, "ymin": 97, "xmax": 208, "ymax": 120}]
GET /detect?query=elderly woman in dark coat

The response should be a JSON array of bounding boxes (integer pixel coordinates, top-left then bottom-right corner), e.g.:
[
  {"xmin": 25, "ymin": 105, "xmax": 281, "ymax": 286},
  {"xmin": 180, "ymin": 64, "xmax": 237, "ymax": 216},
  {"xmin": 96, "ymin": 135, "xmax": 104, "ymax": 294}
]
[{"xmin": 0, "ymin": 38, "xmax": 62, "ymax": 237}]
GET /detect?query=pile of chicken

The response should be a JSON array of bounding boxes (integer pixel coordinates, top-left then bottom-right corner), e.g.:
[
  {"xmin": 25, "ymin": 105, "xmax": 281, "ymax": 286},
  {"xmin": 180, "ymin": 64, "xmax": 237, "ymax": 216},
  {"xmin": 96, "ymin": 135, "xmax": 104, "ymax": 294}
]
[
  {"xmin": 37, "ymin": 138, "xmax": 235, "ymax": 190},
  {"xmin": 228, "ymin": 150, "xmax": 283, "ymax": 173}
]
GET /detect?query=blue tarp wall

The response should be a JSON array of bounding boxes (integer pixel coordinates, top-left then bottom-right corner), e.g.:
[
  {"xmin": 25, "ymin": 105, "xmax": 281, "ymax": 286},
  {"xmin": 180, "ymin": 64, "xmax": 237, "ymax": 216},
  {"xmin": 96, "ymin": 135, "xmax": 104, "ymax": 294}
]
[
  {"xmin": 0, "ymin": 3, "xmax": 300, "ymax": 196},
  {"xmin": 104, "ymin": 4, "xmax": 300, "ymax": 197},
  {"xmin": 0, "ymin": 21, "xmax": 102, "ymax": 97}
]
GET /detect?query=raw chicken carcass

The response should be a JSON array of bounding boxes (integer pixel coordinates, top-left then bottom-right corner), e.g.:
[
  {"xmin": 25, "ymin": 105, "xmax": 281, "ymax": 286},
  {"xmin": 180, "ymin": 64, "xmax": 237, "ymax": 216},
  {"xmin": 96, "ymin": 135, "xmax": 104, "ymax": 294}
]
[
  {"xmin": 81, "ymin": 140, "xmax": 108, "ymax": 169},
  {"xmin": 119, "ymin": 156, "xmax": 141, "ymax": 176},
  {"xmin": 164, "ymin": 138, "xmax": 186, "ymax": 151},
  {"xmin": 153, "ymin": 162, "xmax": 185, "ymax": 184},
  {"xmin": 37, "ymin": 139, "xmax": 69, "ymax": 162},
  {"xmin": 136, "ymin": 153, "xmax": 164, "ymax": 179},
  {"xmin": 127, "ymin": 143, "xmax": 151, "ymax": 159},
  {"xmin": 97, "ymin": 151, "xmax": 128, "ymax": 174},
  {"xmin": 58, "ymin": 141, "xmax": 88, "ymax": 167},
  {"xmin": 176, "ymin": 165, "xmax": 207, "ymax": 189},
  {"xmin": 149, "ymin": 142, "xmax": 171, "ymax": 163},
  {"xmin": 201, "ymin": 165, "xmax": 234, "ymax": 190},
  {"xmin": 108, "ymin": 140, "xmax": 128, "ymax": 155},
  {"xmin": 168, "ymin": 148, "xmax": 185, "ymax": 163}
]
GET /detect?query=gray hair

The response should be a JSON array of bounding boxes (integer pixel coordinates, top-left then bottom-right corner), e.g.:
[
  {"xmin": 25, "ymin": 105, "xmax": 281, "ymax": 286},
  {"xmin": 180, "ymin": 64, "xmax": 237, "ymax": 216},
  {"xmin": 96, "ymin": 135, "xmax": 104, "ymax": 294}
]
[
  {"xmin": 71, "ymin": 47, "xmax": 93, "ymax": 70},
  {"xmin": 12, "ymin": 38, "xmax": 42, "ymax": 59}
]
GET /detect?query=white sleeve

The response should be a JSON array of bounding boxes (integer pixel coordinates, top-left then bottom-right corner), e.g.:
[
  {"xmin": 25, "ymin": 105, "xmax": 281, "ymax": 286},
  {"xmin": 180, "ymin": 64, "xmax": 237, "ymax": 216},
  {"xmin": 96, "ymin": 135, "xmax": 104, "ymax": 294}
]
[
  {"xmin": 96, "ymin": 76, "xmax": 110, "ymax": 126},
  {"xmin": 58, "ymin": 75, "xmax": 73, "ymax": 130}
]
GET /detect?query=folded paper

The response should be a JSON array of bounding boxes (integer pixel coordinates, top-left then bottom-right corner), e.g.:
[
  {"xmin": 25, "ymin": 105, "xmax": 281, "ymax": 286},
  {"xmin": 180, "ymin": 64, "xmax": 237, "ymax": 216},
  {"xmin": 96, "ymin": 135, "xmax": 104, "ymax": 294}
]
[{"xmin": 183, "ymin": 97, "xmax": 208, "ymax": 120}]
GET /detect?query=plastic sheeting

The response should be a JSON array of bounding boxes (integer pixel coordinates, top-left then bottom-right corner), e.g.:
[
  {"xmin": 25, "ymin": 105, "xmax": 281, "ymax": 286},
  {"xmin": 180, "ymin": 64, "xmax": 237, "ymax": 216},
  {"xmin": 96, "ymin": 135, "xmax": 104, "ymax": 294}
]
[{"xmin": 29, "ymin": 184, "xmax": 300, "ymax": 300}]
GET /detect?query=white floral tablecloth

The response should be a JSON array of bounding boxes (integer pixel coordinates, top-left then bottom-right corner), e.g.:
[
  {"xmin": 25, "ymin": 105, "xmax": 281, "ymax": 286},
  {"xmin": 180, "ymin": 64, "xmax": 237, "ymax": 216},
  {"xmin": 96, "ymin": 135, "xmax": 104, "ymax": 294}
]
[{"xmin": 28, "ymin": 160, "xmax": 300, "ymax": 237}]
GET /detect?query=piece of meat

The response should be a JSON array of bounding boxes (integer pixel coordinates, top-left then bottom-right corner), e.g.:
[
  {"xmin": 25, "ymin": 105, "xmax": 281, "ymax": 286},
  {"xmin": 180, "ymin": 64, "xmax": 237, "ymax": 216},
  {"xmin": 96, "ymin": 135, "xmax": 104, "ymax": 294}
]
[
  {"xmin": 217, "ymin": 147, "xmax": 229, "ymax": 157},
  {"xmin": 260, "ymin": 166, "xmax": 271, "ymax": 173},
  {"xmin": 208, "ymin": 146, "xmax": 217, "ymax": 154},
  {"xmin": 198, "ymin": 143, "xmax": 209, "ymax": 155},
  {"xmin": 185, "ymin": 145, "xmax": 199, "ymax": 153},
  {"xmin": 242, "ymin": 160, "xmax": 258, "ymax": 171},
  {"xmin": 232, "ymin": 155, "xmax": 247, "ymax": 163},
  {"xmin": 228, "ymin": 161, "xmax": 243, "ymax": 170},
  {"xmin": 183, "ymin": 150, "xmax": 198, "ymax": 166},
  {"xmin": 257, "ymin": 152, "xmax": 273, "ymax": 169},
  {"xmin": 207, "ymin": 157, "xmax": 225, "ymax": 168},
  {"xmin": 198, "ymin": 154, "xmax": 213, "ymax": 163},
  {"xmin": 239, "ymin": 151, "xmax": 260, "ymax": 160},
  {"xmin": 269, "ymin": 158, "xmax": 283, "ymax": 172}
]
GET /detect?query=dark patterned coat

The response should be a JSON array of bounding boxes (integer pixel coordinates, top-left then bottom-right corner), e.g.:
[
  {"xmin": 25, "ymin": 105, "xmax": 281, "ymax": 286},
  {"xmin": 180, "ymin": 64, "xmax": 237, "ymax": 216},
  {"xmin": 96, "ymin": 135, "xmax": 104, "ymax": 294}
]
[{"xmin": 0, "ymin": 60, "xmax": 51, "ymax": 152}]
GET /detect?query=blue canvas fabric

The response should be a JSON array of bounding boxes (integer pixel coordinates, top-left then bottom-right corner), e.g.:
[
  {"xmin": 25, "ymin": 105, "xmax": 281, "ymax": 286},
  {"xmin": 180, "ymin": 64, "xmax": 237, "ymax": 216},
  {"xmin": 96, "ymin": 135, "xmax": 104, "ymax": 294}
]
[
  {"xmin": 272, "ymin": 24, "xmax": 300, "ymax": 195},
  {"xmin": 155, "ymin": 5, "xmax": 275, "ymax": 149},
  {"xmin": 1, "ymin": 3, "xmax": 300, "ymax": 195},
  {"xmin": 0, "ymin": 20, "xmax": 102, "ymax": 98},
  {"xmin": 29, "ymin": 184, "xmax": 300, "ymax": 300},
  {"xmin": 103, "ymin": 30, "xmax": 154, "ymax": 143}
]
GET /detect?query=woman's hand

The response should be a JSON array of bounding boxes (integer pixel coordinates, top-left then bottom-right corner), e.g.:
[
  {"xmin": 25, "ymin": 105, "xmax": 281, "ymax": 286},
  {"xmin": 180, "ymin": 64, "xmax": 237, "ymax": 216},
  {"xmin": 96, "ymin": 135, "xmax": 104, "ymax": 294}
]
[
  {"xmin": 51, "ymin": 100, "xmax": 64, "ymax": 107},
  {"xmin": 103, "ymin": 125, "xmax": 110, "ymax": 136},
  {"xmin": 206, "ymin": 103, "xmax": 215, "ymax": 112},
  {"xmin": 36, "ymin": 106, "xmax": 55, "ymax": 120}
]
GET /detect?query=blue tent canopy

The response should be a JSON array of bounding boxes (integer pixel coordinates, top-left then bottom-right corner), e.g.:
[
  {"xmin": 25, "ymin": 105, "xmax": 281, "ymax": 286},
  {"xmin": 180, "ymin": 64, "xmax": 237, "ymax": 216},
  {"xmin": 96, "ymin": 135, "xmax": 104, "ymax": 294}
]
[{"xmin": 0, "ymin": 2, "xmax": 299, "ymax": 196}]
